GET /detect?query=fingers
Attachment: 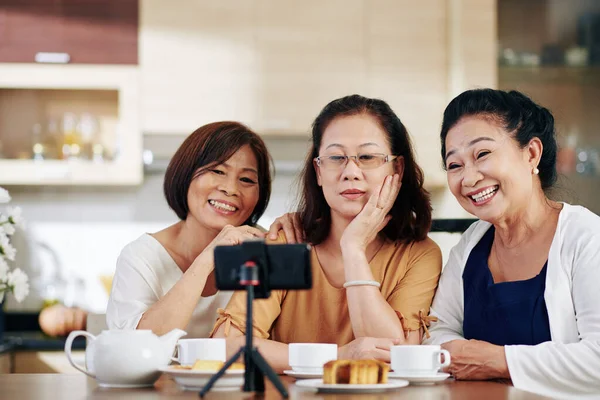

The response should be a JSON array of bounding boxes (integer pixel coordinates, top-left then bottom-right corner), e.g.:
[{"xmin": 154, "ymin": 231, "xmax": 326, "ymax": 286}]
[
  {"xmin": 244, "ymin": 226, "xmax": 265, "ymax": 238},
  {"xmin": 377, "ymin": 174, "xmax": 400, "ymax": 211},
  {"xmin": 373, "ymin": 337, "xmax": 399, "ymax": 350},
  {"xmin": 369, "ymin": 348, "xmax": 392, "ymax": 363},
  {"xmin": 267, "ymin": 213, "xmax": 302, "ymax": 243},
  {"xmin": 267, "ymin": 218, "xmax": 283, "ymax": 240}
]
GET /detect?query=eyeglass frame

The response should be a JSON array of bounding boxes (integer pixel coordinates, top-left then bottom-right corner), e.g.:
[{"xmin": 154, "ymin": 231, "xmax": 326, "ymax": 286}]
[{"xmin": 314, "ymin": 153, "xmax": 399, "ymax": 170}]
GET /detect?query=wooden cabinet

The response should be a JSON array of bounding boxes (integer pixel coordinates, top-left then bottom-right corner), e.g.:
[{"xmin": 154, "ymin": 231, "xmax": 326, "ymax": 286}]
[
  {"xmin": 0, "ymin": 352, "xmax": 11, "ymax": 374},
  {"xmin": 254, "ymin": 0, "xmax": 366, "ymax": 134},
  {"xmin": 0, "ymin": 0, "xmax": 138, "ymax": 64},
  {"xmin": 0, "ymin": 64, "xmax": 142, "ymax": 185},
  {"xmin": 140, "ymin": 0, "xmax": 496, "ymax": 187},
  {"xmin": 140, "ymin": 0, "xmax": 257, "ymax": 134}
]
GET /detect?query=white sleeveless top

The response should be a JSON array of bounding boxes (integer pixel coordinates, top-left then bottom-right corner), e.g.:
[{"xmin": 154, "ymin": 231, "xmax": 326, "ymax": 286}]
[{"xmin": 106, "ymin": 234, "xmax": 232, "ymax": 338}]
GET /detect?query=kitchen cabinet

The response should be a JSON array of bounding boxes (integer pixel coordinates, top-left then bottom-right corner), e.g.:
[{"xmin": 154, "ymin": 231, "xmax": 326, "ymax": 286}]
[
  {"xmin": 0, "ymin": 0, "xmax": 138, "ymax": 64},
  {"xmin": 0, "ymin": 64, "xmax": 142, "ymax": 185},
  {"xmin": 254, "ymin": 0, "xmax": 366, "ymax": 134},
  {"xmin": 140, "ymin": 0, "xmax": 496, "ymax": 188},
  {"xmin": 140, "ymin": 0, "xmax": 258, "ymax": 134},
  {"xmin": 0, "ymin": 352, "xmax": 10, "ymax": 374},
  {"xmin": 497, "ymin": 0, "xmax": 600, "ymax": 215}
]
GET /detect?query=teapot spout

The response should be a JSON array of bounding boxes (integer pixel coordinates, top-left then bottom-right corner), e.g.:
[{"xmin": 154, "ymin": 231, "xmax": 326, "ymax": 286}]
[{"xmin": 159, "ymin": 328, "xmax": 187, "ymax": 361}]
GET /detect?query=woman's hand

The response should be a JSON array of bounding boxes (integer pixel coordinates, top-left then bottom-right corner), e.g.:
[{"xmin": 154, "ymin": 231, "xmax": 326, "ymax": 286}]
[
  {"xmin": 267, "ymin": 212, "xmax": 303, "ymax": 243},
  {"xmin": 340, "ymin": 174, "xmax": 401, "ymax": 252},
  {"xmin": 441, "ymin": 339, "xmax": 510, "ymax": 381},
  {"xmin": 338, "ymin": 337, "xmax": 403, "ymax": 363},
  {"xmin": 195, "ymin": 225, "xmax": 265, "ymax": 271}
]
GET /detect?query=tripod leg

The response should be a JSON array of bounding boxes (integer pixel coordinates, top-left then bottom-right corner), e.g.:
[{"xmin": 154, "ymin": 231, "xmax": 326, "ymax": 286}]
[
  {"xmin": 242, "ymin": 346, "xmax": 265, "ymax": 393},
  {"xmin": 199, "ymin": 347, "xmax": 245, "ymax": 398},
  {"xmin": 250, "ymin": 348, "xmax": 289, "ymax": 398}
]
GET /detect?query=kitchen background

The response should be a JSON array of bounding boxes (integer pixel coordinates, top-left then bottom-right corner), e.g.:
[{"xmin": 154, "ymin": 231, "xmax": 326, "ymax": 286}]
[{"xmin": 0, "ymin": 0, "xmax": 599, "ymax": 314}]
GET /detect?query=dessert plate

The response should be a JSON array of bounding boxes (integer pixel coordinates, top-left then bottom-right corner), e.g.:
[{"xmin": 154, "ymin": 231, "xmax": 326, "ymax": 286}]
[
  {"xmin": 283, "ymin": 370, "xmax": 323, "ymax": 379},
  {"xmin": 159, "ymin": 366, "xmax": 244, "ymax": 391},
  {"xmin": 388, "ymin": 371, "xmax": 451, "ymax": 385},
  {"xmin": 295, "ymin": 378, "xmax": 409, "ymax": 393}
]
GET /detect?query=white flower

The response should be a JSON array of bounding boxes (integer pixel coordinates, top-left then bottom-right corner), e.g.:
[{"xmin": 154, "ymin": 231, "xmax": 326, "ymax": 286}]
[
  {"xmin": 0, "ymin": 187, "xmax": 10, "ymax": 204},
  {"xmin": 7, "ymin": 268, "xmax": 29, "ymax": 303},
  {"xmin": 6, "ymin": 206, "xmax": 23, "ymax": 226},
  {"xmin": 0, "ymin": 221, "xmax": 15, "ymax": 236},
  {"xmin": 0, "ymin": 233, "xmax": 16, "ymax": 261},
  {"xmin": 0, "ymin": 290, "xmax": 4, "ymax": 303},
  {"xmin": 0, "ymin": 257, "xmax": 8, "ymax": 280}
]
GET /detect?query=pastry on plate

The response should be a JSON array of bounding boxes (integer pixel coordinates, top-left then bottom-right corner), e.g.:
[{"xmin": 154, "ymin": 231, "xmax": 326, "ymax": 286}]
[
  {"xmin": 191, "ymin": 360, "xmax": 244, "ymax": 371},
  {"xmin": 323, "ymin": 359, "xmax": 389, "ymax": 384}
]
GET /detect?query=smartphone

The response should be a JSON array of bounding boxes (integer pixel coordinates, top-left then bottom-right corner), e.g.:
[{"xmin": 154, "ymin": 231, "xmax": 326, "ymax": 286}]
[{"xmin": 214, "ymin": 241, "xmax": 312, "ymax": 294}]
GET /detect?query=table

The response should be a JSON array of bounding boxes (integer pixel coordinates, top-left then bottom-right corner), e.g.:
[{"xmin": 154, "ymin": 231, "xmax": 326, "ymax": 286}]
[{"xmin": 0, "ymin": 374, "xmax": 552, "ymax": 400}]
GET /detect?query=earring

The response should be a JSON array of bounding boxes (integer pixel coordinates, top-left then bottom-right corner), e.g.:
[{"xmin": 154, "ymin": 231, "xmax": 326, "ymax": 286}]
[{"xmin": 533, "ymin": 167, "xmax": 539, "ymax": 175}]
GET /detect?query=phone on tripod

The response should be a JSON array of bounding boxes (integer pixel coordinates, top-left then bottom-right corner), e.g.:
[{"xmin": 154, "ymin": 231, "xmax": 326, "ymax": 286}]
[
  {"xmin": 201, "ymin": 240, "xmax": 312, "ymax": 398},
  {"xmin": 214, "ymin": 240, "xmax": 312, "ymax": 293}
]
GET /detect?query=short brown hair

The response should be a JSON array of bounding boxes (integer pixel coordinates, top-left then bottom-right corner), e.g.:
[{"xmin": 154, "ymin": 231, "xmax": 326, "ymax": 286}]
[
  {"xmin": 164, "ymin": 121, "xmax": 272, "ymax": 225},
  {"xmin": 298, "ymin": 95, "xmax": 432, "ymax": 245}
]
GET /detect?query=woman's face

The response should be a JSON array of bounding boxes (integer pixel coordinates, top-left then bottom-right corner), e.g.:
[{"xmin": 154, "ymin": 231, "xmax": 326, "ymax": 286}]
[
  {"xmin": 315, "ymin": 113, "xmax": 402, "ymax": 221},
  {"xmin": 187, "ymin": 144, "xmax": 260, "ymax": 232},
  {"xmin": 444, "ymin": 116, "xmax": 538, "ymax": 223}
]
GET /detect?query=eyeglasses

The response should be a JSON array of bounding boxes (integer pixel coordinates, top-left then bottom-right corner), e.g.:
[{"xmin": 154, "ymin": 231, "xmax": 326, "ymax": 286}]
[{"xmin": 314, "ymin": 153, "xmax": 398, "ymax": 170}]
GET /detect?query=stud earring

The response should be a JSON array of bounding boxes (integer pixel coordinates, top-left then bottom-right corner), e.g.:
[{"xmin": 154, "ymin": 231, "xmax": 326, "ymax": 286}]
[{"xmin": 533, "ymin": 167, "xmax": 539, "ymax": 175}]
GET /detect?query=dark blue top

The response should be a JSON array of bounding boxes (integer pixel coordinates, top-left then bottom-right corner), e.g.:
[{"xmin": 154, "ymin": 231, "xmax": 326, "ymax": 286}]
[{"xmin": 462, "ymin": 227, "xmax": 552, "ymax": 346}]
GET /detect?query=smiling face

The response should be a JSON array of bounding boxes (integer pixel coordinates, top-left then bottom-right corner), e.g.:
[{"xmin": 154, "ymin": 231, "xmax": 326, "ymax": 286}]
[
  {"xmin": 444, "ymin": 116, "xmax": 540, "ymax": 222},
  {"xmin": 187, "ymin": 144, "xmax": 260, "ymax": 232},
  {"xmin": 315, "ymin": 113, "xmax": 402, "ymax": 221}
]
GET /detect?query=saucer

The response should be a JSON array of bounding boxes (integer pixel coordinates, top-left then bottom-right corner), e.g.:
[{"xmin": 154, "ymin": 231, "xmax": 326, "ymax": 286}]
[
  {"xmin": 283, "ymin": 370, "xmax": 323, "ymax": 379},
  {"xmin": 295, "ymin": 379, "xmax": 409, "ymax": 393},
  {"xmin": 159, "ymin": 366, "xmax": 244, "ymax": 391},
  {"xmin": 388, "ymin": 371, "xmax": 450, "ymax": 385}
]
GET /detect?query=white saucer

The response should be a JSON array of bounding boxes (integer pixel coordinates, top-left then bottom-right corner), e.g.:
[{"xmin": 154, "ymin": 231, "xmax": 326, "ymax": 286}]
[
  {"xmin": 159, "ymin": 366, "xmax": 244, "ymax": 391},
  {"xmin": 283, "ymin": 370, "xmax": 323, "ymax": 379},
  {"xmin": 295, "ymin": 378, "xmax": 409, "ymax": 393},
  {"xmin": 388, "ymin": 371, "xmax": 450, "ymax": 385}
]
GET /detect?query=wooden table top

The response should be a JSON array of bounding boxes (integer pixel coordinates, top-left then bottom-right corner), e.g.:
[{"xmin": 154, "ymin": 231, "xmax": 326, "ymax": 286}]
[{"xmin": 0, "ymin": 373, "xmax": 552, "ymax": 400}]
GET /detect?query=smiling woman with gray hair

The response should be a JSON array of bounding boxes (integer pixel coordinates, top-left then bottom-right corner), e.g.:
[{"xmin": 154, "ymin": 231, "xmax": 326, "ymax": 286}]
[{"xmin": 424, "ymin": 88, "xmax": 600, "ymax": 398}]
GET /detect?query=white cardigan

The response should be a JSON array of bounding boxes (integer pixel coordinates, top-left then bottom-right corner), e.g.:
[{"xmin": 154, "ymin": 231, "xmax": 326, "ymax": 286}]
[{"xmin": 424, "ymin": 203, "xmax": 600, "ymax": 399}]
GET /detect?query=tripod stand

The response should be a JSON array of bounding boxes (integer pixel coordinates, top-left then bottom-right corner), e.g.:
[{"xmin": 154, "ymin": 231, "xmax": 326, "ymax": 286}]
[{"xmin": 199, "ymin": 260, "xmax": 288, "ymax": 398}]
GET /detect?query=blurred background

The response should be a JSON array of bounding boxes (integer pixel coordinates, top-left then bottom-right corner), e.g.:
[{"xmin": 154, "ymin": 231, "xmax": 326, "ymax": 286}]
[{"xmin": 0, "ymin": 0, "xmax": 598, "ymax": 314}]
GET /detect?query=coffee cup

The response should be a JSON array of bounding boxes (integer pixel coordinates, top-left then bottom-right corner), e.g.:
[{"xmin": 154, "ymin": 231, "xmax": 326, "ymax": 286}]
[
  {"xmin": 390, "ymin": 345, "xmax": 450, "ymax": 376},
  {"xmin": 172, "ymin": 338, "xmax": 226, "ymax": 366},
  {"xmin": 288, "ymin": 343, "xmax": 337, "ymax": 373}
]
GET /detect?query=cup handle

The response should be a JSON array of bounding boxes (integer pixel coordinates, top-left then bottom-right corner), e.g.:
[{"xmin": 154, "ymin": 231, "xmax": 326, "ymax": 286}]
[
  {"xmin": 171, "ymin": 343, "xmax": 181, "ymax": 363},
  {"xmin": 437, "ymin": 349, "xmax": 451, "ymax": 369},
  {"xmin": 64, "ymin": 330, "xmax": 96, "ymax": 378}
]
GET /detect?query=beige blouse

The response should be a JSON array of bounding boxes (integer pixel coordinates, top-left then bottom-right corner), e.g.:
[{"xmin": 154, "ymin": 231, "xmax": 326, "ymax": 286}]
[{"xmin": 211, "ymin": 236, "xmax": 442, "ymax": 346}]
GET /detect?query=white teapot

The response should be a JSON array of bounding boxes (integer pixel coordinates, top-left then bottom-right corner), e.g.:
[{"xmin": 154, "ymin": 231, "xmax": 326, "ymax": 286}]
[{"xmin": 65, "ymin": 328, "xmax": 187, "ymax": 388}]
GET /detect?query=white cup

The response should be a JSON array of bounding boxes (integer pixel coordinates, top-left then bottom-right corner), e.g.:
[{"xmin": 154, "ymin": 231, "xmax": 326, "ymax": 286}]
[
  {"xmin": 390, "ymin": 345, "xmax": 450, "ymax": 376},
  {"xmin": 172, "ymin": 338, "xmax": 226, "ymax": 366},
  {"xmin": 288, "ymin": 343, "xmax": 337, "ymax": 373}
]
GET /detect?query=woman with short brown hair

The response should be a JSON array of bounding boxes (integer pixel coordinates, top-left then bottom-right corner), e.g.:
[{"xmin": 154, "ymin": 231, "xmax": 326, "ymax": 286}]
[{"xmin": 107, "ymin": 121, "xmax": 272, "ymax": 337}]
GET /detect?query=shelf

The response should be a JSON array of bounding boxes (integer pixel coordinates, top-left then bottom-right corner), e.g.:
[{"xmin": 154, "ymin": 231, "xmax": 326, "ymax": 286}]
[
  {"xmin": 499, "ymin": 66, "xmax": 600, "ymax": 85},
  {"xmin": 0, "ymin": 64, "xmax": 142, "ymax": 185},
  {"xmin": 0, "ymin": 159, "xmax": 142, "ymax": 186}
]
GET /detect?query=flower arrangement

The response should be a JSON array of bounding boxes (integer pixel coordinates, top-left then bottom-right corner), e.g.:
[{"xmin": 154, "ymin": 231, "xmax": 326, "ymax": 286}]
[{"xmin": 0, "ymin": 187, "xmax": 29, "ymax": 303}]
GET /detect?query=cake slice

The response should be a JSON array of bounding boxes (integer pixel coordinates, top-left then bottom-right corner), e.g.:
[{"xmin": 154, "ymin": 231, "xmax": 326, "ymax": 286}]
[{"xmin": 323, "ymin": 360, "xmax": 390, "ymax": 384}]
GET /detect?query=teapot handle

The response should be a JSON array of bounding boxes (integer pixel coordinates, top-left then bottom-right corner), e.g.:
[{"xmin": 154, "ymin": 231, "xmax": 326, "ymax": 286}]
[{"xmin": 65, "ymin": 330, "xmax": 96, "ymax": 378}]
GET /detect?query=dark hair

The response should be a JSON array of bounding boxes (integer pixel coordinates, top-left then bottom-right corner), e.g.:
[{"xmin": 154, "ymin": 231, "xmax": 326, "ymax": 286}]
[
  {"xmin": 298, "ymin": 94, "xmax": 432, "ymax": 245},
  {"xmin": 440, "ymin": 89, "xmax": 558, "ymax": 190},
  {"xmin": 164, "ymin": 121, "xmax": 272, "ymax": 225}
]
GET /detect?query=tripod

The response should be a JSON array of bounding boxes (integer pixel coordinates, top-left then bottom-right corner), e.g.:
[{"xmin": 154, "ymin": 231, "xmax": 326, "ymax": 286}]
[{"xmin": 199, "ymin": 260, "xmax": 288, "ymax": 398}]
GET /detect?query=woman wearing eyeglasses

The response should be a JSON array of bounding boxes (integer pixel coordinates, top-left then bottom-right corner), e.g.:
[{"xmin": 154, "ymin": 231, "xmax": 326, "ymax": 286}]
[{"xmin": 211, "ymin": 95, "xmax": 442, "ymax": 372}]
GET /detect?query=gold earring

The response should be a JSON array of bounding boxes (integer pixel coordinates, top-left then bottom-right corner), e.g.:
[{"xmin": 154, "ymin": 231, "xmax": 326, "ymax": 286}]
[{"xmin": 533, "ymin": 167, "xmax": 539, "ymax": 175}]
